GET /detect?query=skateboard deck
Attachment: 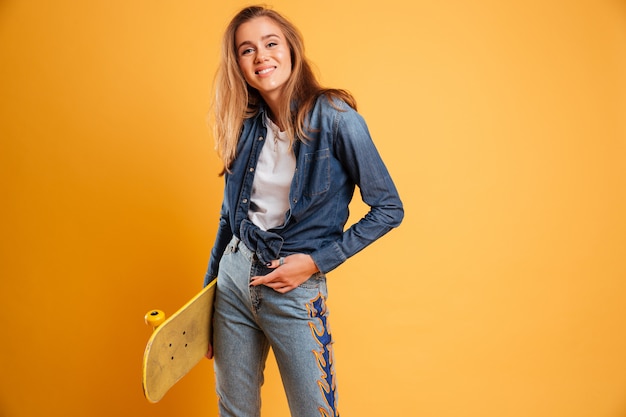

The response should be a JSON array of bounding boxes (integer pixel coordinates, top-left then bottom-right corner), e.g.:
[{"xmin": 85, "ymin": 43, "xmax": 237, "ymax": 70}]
[{"xmin": 142, "ymin": 280, "xmax": 217, "ymax": 403}]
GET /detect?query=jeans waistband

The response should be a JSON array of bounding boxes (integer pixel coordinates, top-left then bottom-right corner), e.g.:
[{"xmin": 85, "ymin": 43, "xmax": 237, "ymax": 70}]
[{"xmin": 230, "ymin": 236, "xmax": 257, "ymax": 262}]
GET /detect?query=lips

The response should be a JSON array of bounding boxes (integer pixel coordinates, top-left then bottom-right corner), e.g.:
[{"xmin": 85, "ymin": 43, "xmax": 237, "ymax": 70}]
[{"xmin": 255, "ymin": 66, "xmax": 276, "ymax": 75}]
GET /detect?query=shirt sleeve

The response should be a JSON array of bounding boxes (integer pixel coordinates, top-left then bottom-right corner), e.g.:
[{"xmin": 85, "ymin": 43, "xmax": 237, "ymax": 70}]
[
  {"xmin": 204, "ymin": 184, "xmax": 233, "ymax": 286},
  {"xmin": 309, "ymin": 107, "xmax": 404, "ymax": 273}
]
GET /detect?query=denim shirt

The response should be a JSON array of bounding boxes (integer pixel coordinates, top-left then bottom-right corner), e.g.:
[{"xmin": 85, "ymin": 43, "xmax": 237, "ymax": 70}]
[{"xmin": 204, "ymin": 95, "xmax": 403, "ymax": 285}]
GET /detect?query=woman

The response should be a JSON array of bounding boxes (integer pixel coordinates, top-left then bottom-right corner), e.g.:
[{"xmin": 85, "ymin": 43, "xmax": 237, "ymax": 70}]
[{"xmin": 204, "ymin": 5, "xmax": 403, "ymax": 417}]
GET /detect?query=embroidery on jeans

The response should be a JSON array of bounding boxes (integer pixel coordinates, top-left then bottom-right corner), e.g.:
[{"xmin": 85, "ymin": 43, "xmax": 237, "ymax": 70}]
[{"xmin": 307, "ymin": 294, "xmax": 339, "ymax": 417}]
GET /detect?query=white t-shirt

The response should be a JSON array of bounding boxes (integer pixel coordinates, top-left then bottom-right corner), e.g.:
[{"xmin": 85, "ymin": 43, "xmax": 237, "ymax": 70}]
[{"xmin": 248, "ymin": 116, "xmax": 296, "ymax": 231}]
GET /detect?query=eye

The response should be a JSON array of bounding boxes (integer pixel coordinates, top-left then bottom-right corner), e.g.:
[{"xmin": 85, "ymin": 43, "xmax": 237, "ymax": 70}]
[
  {"xmin": 267, "ymin": 42, "xmax": 278, "ymax": 48},
  {"xmin": 240, "ymin": 47, "xmax": 254, "ymax": 56}
]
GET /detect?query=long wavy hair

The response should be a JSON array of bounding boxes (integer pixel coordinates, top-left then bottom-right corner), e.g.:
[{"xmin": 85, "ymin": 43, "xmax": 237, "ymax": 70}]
[{"xmin": 211, "ymin": 5, "xmax": 357, "ymax": 172}]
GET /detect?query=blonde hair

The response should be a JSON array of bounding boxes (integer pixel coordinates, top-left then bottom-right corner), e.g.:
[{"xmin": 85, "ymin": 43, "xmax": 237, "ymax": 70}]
[{"xmin": 211, "ymin": 5, "xmax": 356, "ymax": 172}]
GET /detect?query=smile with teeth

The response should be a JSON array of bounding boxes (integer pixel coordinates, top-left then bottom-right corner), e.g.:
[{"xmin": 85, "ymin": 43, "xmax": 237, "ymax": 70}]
[{"xmin": 255, "ymin": 67, "xmax": 276, "ymax": 75}]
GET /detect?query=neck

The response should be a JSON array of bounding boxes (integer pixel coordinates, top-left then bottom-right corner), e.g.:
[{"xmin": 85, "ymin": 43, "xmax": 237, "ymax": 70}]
[{"xmin": 261, "ymin": 93, "xmax": 284, "ymax": 130}]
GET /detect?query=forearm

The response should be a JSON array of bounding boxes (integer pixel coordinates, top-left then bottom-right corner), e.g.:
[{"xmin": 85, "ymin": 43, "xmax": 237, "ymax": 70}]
[{"xmin": 311, "ymin": 198, "xmax": 404, "ymax": 273}]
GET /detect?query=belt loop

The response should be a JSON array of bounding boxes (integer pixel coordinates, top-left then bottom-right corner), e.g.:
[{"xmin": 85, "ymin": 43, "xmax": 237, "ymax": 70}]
[{"xmin": 232, "ymin": 236, "xmax": 240, "ymax": 252}]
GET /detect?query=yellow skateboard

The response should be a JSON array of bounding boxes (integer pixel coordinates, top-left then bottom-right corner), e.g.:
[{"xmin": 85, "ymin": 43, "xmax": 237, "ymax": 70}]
[{"xmin": 142, "ymin": 280, "xmax": 217, "ymax": 403}]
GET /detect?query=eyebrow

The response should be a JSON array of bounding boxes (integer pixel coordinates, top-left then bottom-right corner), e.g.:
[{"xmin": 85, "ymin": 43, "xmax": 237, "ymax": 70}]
[{"xmin": 236, "ymin": 33, "xmax": 281, "ymax": 51}]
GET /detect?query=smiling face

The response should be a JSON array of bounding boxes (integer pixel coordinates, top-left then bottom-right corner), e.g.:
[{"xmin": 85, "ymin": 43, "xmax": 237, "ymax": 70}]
[{"xmin": 235, "ymin": 16, "xmax": 293, "ymax": 108}]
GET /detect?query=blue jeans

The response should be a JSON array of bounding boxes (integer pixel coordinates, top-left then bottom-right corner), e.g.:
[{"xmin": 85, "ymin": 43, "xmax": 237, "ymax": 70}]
[{"xmin": 213, "ymin": 237, "xmax": 340, "ymax": 417}]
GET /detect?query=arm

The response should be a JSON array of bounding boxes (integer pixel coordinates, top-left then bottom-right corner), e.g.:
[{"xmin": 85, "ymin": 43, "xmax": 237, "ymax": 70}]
[
  {"xmin": 310, "ymin": 108, "xmax": 404, "ymax": 273},
  {"xmin": 203, "ymin": 198, "xmax": 233, "ymax": 287},
  {"xmin": 252, "ymin": 107, "xmax": 403, "ymax": 291}
]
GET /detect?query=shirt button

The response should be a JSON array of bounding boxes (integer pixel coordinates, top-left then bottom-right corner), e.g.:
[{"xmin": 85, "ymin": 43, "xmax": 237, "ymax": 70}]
[
  {"xmin": 258, "ymin": 136, "xmax": 264, "ymax": 141},
  {"xmin": 242, "ymin": 198, "xmax": 248, "ymax": 203},
  {"xmin": 292, "ymin": 198, "xmax": 298, "ymax": 203},
  {"xmin": 249, "ymin": 167, "xmax": 254, "ymax": 172}
]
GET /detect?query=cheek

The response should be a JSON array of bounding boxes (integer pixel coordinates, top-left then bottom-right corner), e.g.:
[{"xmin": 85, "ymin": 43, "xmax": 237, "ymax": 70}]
[
  {"xmin": 238, "ymin": 61, "xmax": 253, "ymax": 83},
  {"xmin": 282, "ymin": 49, "xmax": 292, "ymax": 67},
  {"xmin": 279, "ymin": 51, "xmax": 293, "ymax": 74}
]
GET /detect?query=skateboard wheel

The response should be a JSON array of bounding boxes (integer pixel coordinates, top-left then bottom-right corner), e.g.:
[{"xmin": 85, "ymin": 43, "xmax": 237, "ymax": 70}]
[{"xmin": 145, "ymin": 310, "xmax": 165, "ymax": 329}]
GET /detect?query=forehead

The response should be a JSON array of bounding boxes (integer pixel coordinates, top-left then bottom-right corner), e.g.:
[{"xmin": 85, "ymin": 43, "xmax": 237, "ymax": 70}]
[{"xmin": 235, "ymin": 16, "xmax": 285, "ymax": 46}]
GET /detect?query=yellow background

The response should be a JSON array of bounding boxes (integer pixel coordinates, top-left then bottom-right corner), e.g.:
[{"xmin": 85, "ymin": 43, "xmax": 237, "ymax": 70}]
[{"xmin": 1, "ymin": 0, "xmax": 625, "ymax": 416}]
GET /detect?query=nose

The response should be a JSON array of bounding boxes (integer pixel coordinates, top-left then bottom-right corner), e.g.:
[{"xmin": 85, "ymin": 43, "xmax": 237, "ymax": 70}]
[{"xmin": 254, "ymin": 52, "xmax": 267, "ymax": 63}]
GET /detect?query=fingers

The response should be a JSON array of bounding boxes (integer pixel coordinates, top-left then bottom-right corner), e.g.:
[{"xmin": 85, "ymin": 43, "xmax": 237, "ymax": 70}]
[
  {"xmin": 249, "ymin": 270, "xmax": 294, "ymax": 293},
  {"xmin": 251, "ymin": 256, "xmax": 285, "ymax": 287},
  {"xmin": 249, "ymin": 271, "xmax": 279, "ymax": 288},
  {"xmin": 205, "ymin": 344, "xmax": 214, "ymax": 360},
  {"xmin": 265, "ymin": 256, "xmax": 286, "ymax": 269},
  {"xmin": 251, "ymin": 254, "xmax": 318, "ymax": 293}
]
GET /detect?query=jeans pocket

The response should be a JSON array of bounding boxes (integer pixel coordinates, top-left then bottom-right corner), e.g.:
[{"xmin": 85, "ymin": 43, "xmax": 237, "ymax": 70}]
[{"xmin": 297, "ymin": 272, "xmax": 327, "ymax": 290}]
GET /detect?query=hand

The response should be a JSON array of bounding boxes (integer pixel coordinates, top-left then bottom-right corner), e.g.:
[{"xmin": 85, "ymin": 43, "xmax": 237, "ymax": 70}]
[{"xmin": 250, "ymin": 254, "xmax": 319, "ymax": 293}]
